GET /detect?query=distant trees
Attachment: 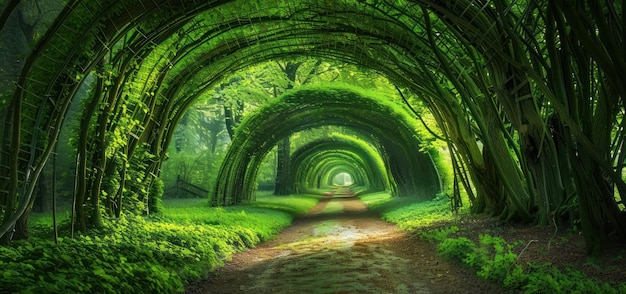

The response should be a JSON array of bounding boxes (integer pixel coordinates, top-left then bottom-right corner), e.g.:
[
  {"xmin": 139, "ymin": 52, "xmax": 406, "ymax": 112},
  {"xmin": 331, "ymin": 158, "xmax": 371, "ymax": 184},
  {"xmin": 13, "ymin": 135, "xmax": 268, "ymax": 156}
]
[{"xmin": 161, "ymin": 98, "xmax": 228, "ymax": 198}]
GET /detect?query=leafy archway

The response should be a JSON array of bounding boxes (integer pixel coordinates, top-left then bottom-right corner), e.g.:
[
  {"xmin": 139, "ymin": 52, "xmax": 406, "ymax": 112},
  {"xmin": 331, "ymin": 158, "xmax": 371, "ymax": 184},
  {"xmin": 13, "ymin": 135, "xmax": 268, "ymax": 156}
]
[
  {"xmin": 0, "ymin": 0, "xmax": 624, "ymax": 254},
  {"xmin": 287, "ymin": 134, "xmax": 390, "ymax": 195},
  {"xmin": 212, "ymin": 84, "xmax": 441, "ymax": 205}
]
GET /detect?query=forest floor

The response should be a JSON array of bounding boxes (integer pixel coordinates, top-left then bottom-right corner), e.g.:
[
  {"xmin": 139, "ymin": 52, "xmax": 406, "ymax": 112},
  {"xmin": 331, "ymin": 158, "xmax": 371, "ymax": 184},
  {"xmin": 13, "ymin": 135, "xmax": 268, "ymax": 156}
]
[{"xmin": 185, "ymin": 188, "xmax": 626, "ymax": 293}]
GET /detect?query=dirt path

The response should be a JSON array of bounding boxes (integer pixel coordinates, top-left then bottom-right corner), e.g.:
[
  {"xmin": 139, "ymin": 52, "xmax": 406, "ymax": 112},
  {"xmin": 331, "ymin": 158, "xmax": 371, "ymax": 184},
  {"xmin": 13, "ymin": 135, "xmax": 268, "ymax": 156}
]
[{"xmin": 186, "ymin": 190, "xmax": 507, "ymax": 293}]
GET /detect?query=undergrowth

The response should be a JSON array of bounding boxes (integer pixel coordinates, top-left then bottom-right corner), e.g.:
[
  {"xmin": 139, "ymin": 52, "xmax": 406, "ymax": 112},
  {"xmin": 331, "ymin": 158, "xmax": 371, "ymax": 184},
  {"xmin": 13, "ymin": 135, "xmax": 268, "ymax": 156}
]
[
  {"xmin": 360, "ymin": 192, "xmax": 458, "ymax": 231},
  {"xmin": 361, "ymin": 192, "xmax": 626, "ymax": 294},
  {"xmin": 0, "ymin": 194, "xmax": 321, "ymax": 293}
]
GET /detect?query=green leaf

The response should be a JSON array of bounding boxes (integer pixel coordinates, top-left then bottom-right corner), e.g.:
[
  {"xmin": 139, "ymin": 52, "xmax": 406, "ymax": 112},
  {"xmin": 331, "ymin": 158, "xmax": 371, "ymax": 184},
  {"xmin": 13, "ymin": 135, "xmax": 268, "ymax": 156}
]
[{"xmin": 93, "ymin": 267, "xmax": 106, "ymax": 277}]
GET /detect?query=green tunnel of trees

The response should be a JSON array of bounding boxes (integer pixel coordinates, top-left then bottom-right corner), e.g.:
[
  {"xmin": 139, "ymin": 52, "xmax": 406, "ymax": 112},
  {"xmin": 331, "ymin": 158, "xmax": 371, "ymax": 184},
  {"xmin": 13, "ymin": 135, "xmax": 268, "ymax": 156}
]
[
  {"xmin": 287, "ymin": 134, "xmax": 390, "ymax": 194},
  {"xmin": 0, "ymin": 0, "xmax": 625, "ymax": 256},
  {"xmin": 212, "ymin": 85, "xmax": 440, "ymax": 206}
]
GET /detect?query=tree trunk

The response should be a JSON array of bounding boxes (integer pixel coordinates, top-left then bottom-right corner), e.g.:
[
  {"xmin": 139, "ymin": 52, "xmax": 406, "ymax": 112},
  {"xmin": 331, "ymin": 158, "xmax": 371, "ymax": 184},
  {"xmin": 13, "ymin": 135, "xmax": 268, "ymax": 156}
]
[
  {"xmin": 223, "ymin": 100, "xmax": 244, "ymax": 140},
  {"xmin": 274, "ymin": 136, "xmax": 291, "ymax": 195},
  {"xmin": 12, "ymin": 193, "xmax": 36, "ymax": 240},
  {"xmin": 12, "ymin": 210, "xmax": 31, "ymax": 240},
  {"xmin": 33, "ymin": 171, "xmax": 48, "ymax": 213}
]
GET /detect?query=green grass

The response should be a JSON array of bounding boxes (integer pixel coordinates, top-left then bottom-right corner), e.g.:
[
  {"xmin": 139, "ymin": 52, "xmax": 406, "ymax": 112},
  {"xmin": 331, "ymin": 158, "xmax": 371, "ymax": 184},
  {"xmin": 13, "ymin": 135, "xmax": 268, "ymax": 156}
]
[
  {"xmin": 361, "ymin": 192, "xmax": 462, "ymax": 231},
  {"xmin": 161, "ymin": 194, "xmax": 322, "ymax": 241},
  {"xmin": 28, "ymin": 203, "xmax": 73, "ymax": 227},
  {"xmin": 3, "ymin": 194, "xmax": 322, "ymax": 293}
]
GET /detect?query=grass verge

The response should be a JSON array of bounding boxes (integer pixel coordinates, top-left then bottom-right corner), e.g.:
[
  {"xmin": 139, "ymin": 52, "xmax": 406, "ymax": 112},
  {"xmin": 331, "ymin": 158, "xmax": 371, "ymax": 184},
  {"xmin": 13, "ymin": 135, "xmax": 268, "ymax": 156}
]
[{"xmin": 1, "ymin": 193, "xmax": 321, "ymax": 293}]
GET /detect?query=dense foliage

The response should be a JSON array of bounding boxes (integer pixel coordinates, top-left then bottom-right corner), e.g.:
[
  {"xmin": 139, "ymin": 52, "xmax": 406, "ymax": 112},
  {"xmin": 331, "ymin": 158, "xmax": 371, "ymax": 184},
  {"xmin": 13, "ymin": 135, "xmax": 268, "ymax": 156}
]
[{"xmin": 0, "ymin": 193, "xmax": 320, "ymax": 293}]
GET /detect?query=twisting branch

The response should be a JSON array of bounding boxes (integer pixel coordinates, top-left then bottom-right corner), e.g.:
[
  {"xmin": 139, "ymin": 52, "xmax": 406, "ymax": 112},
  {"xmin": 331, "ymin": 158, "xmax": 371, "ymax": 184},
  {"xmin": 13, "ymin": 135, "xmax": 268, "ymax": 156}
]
[
  {"xmin": 0, "ymin": 0, "xmax": 22, "ymax": 34},
  {"xmin": 395, "ymin": 85, "xmax": 449, "ymax": 142}
]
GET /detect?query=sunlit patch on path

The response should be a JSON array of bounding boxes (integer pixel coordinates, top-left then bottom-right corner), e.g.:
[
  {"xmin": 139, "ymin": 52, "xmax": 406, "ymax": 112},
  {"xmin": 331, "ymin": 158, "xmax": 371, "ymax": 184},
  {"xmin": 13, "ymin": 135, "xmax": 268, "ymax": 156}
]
[
  {"xmin": 188, "ymin": 190, "xmax": 431, "ymax": 293},
  {"xmin": 241, "ymin": 201, "xmax": 429, "ymax": 293}
]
